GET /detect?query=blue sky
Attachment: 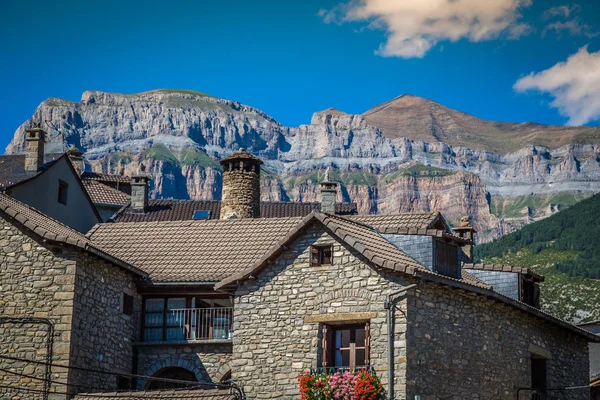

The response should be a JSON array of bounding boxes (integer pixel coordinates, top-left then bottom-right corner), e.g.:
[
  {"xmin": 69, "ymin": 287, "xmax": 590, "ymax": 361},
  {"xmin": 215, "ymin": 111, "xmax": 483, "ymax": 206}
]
[{"xmin": 1, "ymin": 0, "xmax": 600, "ymax": 151}]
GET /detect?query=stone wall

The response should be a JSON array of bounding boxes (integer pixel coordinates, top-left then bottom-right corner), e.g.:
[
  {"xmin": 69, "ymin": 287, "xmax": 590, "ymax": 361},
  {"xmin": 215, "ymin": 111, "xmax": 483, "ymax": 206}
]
[
  {"xmin": 0, "ymin": 215, "xmax": 76, "ymax": 400},
  {"xmin": 233, "ymin": 225, "xmax": 413, "ymax": 399},
  {"xmin": 135, "ymin": 342, "xmax": 233, "ymax": 389},
  {"xmin": 382, "ymin": 234, "xmax": 433, "ymax": 270},
  {"xmin": 67, "ymin": 253, "xmax": 141, "ymax": 392},
  {"xmin": 220, "ymin": 170, "xmax": 260, "ymax": 219},
  {"xmin": 0, "ymin": 214, "xmax": 142, "ymax": 398},
  {"xmin": 406, "ymin": 282, "xmax": 590, "ymax": 399},
  {"xmin": 465, "ymin": 269, "xmax": 520, "ymax": 300}
]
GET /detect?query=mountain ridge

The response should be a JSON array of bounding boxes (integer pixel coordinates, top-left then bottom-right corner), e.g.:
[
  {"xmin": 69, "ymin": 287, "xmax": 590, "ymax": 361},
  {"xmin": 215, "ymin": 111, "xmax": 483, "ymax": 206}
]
[
  {"xmin": 362, "ymin": 94, "xmax": 600, "ymax": 154},
  {"xmin": 5, "ymin": 89, "xmax": 600, "ymax": 242}
]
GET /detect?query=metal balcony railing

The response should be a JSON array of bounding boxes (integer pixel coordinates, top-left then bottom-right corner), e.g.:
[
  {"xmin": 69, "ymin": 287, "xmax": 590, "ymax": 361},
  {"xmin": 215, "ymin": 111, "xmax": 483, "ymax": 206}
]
[{"xmin": 169, "ymin": 307, "xmax": 233, "ymax": 341}]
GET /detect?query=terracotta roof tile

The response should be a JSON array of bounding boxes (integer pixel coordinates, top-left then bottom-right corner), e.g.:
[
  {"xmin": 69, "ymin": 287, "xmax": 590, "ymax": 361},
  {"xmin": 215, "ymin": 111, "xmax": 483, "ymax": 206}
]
[
  {"xmin": 0, "ymin": 192, "xmax": 145, "ymax": 277},
  {"xmin": 347, "ymin": 213, "xmax": 441, "ymax": 231},
  {"xmin": 215, "ymin": 212, "xmax": 426, "ymax": 288},
  {"xmin": 83, "ymin": 180, "xmax": 130, "ymax": 206},
  {"xmin": 81, "ymin": 171, "xmax": 132, "ymax": 184},
  {"xmin": 88, "ymin": 217, "xmax": 304, "ymax": 282},
  {"xmin": 110, "ymin": 200, "xmax": 357, "ymax": 222}
]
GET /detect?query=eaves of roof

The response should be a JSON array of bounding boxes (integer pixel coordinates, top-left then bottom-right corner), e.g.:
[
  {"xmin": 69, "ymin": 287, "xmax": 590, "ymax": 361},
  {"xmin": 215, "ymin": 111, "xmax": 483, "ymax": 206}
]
[{"xmin": 413, "ymin": 269, "xmax": 600, "ymax": 344}]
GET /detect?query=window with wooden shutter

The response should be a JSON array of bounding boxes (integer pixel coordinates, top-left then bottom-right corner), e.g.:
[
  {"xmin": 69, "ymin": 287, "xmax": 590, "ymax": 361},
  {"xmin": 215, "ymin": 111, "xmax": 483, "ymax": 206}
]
[
  {"xmin": 311, "ymin": 245, "xmax": 333, "ymax": 267},
  {"xmin": 321, "ymin": 323, "xmax": 370, "ymax": 369}
]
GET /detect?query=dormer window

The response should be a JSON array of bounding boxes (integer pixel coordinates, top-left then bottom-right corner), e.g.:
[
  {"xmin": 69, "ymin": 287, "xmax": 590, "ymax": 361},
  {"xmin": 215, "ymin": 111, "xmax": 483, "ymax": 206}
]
[{"xmin": 311, "ymin": 245, "xmax": 333, "ymax": 267}]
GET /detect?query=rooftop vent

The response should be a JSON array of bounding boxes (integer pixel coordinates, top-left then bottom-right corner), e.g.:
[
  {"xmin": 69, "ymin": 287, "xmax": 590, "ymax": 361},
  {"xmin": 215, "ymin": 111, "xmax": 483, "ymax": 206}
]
[{"xmin": 192, "ymin": 210, "xmax": 211, "ymax": 220}]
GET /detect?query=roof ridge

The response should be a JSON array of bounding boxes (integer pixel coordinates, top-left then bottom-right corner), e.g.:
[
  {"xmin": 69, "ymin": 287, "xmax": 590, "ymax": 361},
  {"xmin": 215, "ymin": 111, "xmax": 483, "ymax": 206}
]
[{"xmin": 0, "ymin": 192, "xmax": 89, "ymax": 243}]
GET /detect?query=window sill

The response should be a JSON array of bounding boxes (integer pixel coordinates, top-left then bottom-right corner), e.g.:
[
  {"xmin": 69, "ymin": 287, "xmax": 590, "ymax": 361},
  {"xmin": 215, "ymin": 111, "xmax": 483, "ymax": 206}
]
[{"xmin": 134, "ymin": 339, "xmax": 233, "ymax": 347}]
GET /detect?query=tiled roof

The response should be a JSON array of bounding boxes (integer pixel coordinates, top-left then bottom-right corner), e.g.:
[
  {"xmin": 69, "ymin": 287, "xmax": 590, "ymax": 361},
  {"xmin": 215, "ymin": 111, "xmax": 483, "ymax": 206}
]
[
  {"xmin": 81, "ymin": 171, "xmax": 132, "ymax": 184},
  {"xmin": 83, "ymin": 180, "xmax": 130, "ymax": 206},
  {"xmin": 216, "ymin": 212, "xmax": 425, "ymax": 289},
  {"xmin": 413, "ymin": 267, "xmax": 600, "ymax": 344},
  {"xmin": 347, "ymin": 213, "xmax": 469, "ymax": 243},
  {"xmin": 0, "ymin": 192, "xmax": 145, "ymax": 277},
  {"xmin": 74, "ymin": 389, "xmax": 237, "ymax": 399},
  {"xmin": 347, "ymin": 213, "xmax": 443, "ymax": 231},
  {"xmin": 87, "ymin": 217, "xmax": 304, "ymax": 282},
  {"xmin": 109, "ymin": 200, "xmax": 357, "ymax": 223},
  {"xmin": 0, "ymin": 153, "xmax": 62, "ymax": 189},
  {"xmin": 463, "ymin": 263, "xmax": 544, "ymax": 282}
]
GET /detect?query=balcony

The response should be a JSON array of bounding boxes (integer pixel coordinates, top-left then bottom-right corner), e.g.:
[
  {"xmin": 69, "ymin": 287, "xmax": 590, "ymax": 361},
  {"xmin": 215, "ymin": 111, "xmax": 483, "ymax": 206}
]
[{"xmin": 143, "ymin": 306, "xmax": 233, "ymax": 343}]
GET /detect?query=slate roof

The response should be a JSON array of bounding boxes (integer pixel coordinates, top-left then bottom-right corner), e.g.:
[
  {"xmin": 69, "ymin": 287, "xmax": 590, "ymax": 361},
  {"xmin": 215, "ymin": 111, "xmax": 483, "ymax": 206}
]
[
  {"xmin": 0, "ymin": 153, "xmax": 62, "ymax": 189},
  {"xmin": 109, "ymin": 200, "xmax": 357, "ymax": 222},
  {"xmin": 83, "ymin": 180, "xmax": 130, "ymax": 206},
  {"xmin": 461, "ymin": 270, "xmax": 493, "ymax": 290},
  {"xmin": 74, "ymin": 389, "xmax": 237, "ymax": 399},
  {"xmin": 463, "ymin": 263, "xmax": 544, "ymax": 282},
  {"xmin": 0, "ymin": 192, "xmax": 145, "ymax": 277}
]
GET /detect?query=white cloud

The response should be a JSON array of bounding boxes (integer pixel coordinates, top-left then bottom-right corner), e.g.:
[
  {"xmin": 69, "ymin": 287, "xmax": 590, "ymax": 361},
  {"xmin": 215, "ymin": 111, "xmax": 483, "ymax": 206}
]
[
  {"xmin": 542, "ymin": 4, "xmax": 580, "ymax": 19},
  {"xmin": 319, "ymin": 0, "xmax": 532, "ymax": 58},
  {"xmin": 514, "ymin": 46, "xmax": 600, "ymax": 126},
  {"xmin": 543, "ymin": 19, "xmax": 599, "ymax": 38},
  {"xmin": 541, "ymin": 4, "xmax": 598, "ymax": 38}
]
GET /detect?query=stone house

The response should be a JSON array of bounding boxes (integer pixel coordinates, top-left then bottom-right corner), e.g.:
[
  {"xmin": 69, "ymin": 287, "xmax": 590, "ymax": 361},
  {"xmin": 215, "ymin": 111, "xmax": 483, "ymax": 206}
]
[
  {"xmin": 578, "ymin": 320, "xmax": 600, "ymax": 399},
  {"xmin": 0, "ymin": 127, "xmax": 101, "ymax": 232},
  {"xmin": 1, "ymin": 149, "xmax": 599, "ymax": 399}
]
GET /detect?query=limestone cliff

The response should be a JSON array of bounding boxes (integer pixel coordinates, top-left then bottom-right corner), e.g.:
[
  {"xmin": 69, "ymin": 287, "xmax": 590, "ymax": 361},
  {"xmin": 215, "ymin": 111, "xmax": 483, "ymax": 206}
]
[{"xmin": 6, "ymin": 90, "xmax": 600, "ymax": 242}]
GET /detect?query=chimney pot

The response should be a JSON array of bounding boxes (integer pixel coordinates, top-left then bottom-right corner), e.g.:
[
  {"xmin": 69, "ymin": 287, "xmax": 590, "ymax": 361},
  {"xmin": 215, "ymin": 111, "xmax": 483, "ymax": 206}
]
[
  {"xmin": 131, "ymin": 169, "xmax": 150, "ymax": 213},
  {"xmin": 66, "ymin": 145, "xmax": 84, "ymax": 175},
  {"xmin": 24, "ymin": 127, "xmax": 47, "ymax": 172},
  {"xmin": 219, "ymin": 150, "xmax": 262, "ymax": 219},
  {"xmin": 320, "ymin": 168, "xmax": 338, "ymax": 214}
]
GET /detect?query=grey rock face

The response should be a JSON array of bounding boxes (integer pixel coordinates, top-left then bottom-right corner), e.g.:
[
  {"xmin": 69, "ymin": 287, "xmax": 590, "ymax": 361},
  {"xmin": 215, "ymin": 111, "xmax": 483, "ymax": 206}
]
[{"xmin": 6, "ymin": 90, "xmax": 600, "ymax": 242}]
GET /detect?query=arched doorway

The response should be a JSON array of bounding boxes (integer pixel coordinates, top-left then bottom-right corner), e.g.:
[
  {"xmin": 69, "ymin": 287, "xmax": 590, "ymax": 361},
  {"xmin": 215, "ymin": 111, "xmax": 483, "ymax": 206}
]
[{"xmin": 147, "ymin": 367, "xmax": 198, "ymax": 390}]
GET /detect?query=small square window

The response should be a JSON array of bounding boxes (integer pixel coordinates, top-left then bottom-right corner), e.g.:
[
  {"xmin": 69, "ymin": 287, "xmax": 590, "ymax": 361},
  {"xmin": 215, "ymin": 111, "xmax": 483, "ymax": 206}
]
[
  {"xmin": 58, "ymin": 180, "xmax": 68, "ymax": 205},
  {"xmin": 311, "ymin": 245, "xmax": 333, "ymax": 266},
  {"xmin": 123, "ymin": 293, "xmax": 134, "ymax": 316},
  {"xmin": 117, "ymin": 375, "xmax": 131, "ymax": 390}
]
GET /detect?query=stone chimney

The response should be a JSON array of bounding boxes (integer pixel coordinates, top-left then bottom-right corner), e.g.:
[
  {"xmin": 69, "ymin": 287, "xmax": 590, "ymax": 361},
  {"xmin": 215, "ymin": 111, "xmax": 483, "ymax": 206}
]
[
  {"xmin": 24, "ymin": 125, "xmax": 47, "ymax": 172},
  {"xmin": 66, "ymin": 145, "xmax": 84, "ymax": 175},
  {"xmin": 219, "ymin": 149, "xmax": 262, "ymax": 219},
  {"xmin": 131, "ymin": 165, "xmax": 149, "ymax": 213},
  {"xmin": 454, "ymin": 216, "xmax": 476, "ymax": 262},
  {"xmin": 319, "ymin": 168, "xmax": 338, "ymax": 213}
]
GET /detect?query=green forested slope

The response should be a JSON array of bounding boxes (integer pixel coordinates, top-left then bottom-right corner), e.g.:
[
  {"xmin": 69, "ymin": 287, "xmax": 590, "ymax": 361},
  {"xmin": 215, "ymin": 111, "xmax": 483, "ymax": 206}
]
[{"xmin": 474, "ymin": 193, "xmax": 600, "ymax": 323}]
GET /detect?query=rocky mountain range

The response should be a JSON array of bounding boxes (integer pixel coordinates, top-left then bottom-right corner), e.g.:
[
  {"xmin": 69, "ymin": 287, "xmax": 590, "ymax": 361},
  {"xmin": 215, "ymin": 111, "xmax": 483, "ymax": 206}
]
[{"xmin": 6, "ymin": 89, "xmax": 600, "ymax": 242}]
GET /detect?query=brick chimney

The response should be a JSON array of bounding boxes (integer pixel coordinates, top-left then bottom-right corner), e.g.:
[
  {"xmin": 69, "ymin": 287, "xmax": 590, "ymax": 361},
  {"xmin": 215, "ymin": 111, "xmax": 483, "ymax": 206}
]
[
  {"xmin": 219, "ymin": 149, "xmax": 262, "ymax": 219},
  {"xmin": 24, "ymin": 125, "xmax": 47, "ymax": 172},
  {"xmin": 319, "ymin": 168, "xmax": 337, "ymax": 213},
  {"xmin": 131, "ymin": 165, "xmax": 149, "ymax": 213},
  {"xmin": 66, "ymin": 145, "xmax": 84, "ymax": 175},
  {"xmin": 454, "ymin": 216, "xmax": 476, "ymax": 262}
]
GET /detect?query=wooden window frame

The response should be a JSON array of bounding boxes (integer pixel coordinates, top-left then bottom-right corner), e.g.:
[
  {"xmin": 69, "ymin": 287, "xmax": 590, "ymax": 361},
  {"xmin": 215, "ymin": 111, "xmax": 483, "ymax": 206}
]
[
  {"xmin": 311, "ymin": 245, "xmax": 333, "ymax": 267},
  {"xmin": 321, "ymin": 322, "xmax": 370, "ymax": 369},
  {"xmin": 57, "ymin": 180, "xmax": 68, "ymax": 205}
]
